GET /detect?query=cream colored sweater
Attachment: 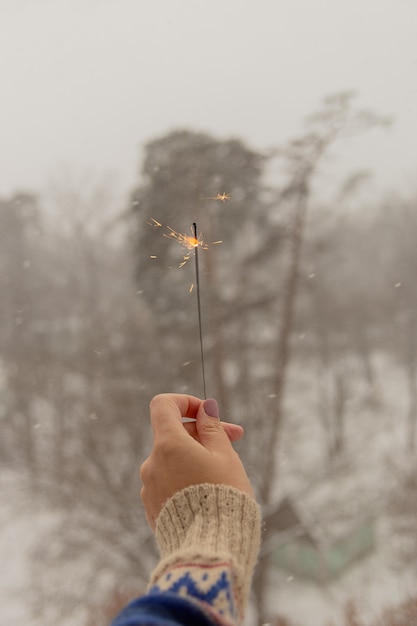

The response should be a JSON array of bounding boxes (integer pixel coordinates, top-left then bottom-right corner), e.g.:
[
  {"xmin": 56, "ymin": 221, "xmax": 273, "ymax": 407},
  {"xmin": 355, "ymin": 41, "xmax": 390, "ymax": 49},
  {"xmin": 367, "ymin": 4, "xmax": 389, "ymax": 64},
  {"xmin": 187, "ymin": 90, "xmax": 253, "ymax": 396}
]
[{"xmin": 148, "ymin": 484, "xmax": 261, "ymax": 625}]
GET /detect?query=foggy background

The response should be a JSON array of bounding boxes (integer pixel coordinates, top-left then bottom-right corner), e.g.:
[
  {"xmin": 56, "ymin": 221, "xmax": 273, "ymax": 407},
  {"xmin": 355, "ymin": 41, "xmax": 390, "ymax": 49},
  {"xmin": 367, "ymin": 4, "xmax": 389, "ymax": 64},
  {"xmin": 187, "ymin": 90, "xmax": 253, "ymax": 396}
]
[
  {"xmin": 1, "ymin": 1, "xmax": 417, "ymax": 625},
  {"xmin": 1, "ymin": 0, "xmax": 417, "ymax": 197}
]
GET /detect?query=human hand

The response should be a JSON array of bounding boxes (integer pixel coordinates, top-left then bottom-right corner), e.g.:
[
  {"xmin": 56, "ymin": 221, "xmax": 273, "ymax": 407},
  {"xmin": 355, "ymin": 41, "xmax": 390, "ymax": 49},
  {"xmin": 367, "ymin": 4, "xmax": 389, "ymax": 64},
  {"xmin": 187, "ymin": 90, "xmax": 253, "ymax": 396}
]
[{"xmin": 140, "ymin": 393, "xmax": 254, "ymax": 530}]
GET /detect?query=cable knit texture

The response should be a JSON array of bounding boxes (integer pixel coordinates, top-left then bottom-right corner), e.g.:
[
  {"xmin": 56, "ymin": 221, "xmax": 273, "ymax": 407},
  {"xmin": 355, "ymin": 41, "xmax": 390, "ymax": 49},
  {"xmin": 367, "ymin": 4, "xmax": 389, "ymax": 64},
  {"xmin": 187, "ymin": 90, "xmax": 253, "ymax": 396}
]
[{"xmin": 148, "ymin": 484, "xmax": 261, "ymax": 624}]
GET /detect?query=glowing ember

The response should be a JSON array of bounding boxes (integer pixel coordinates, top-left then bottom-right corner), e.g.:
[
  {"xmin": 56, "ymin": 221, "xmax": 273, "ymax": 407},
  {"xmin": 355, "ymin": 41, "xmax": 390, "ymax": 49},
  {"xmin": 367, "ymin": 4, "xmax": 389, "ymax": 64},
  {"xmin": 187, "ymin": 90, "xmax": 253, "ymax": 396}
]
[
  {"xmin": 204, "ymin": 192, "xmax": 232, "ymax": 202},
  {"xmin": 148, "ymin": 217, "xmax": 163, "ymax": 227},
  {"xmin": 148, "ymin": 220, "xmax": 221, "ymax": 267}
]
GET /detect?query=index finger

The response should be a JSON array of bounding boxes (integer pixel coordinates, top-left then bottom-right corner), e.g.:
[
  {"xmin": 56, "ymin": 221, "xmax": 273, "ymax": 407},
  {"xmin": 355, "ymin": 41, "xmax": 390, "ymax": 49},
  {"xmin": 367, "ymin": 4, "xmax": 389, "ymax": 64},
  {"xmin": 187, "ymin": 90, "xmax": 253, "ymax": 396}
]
[{"xmin": 149, "ymin": 393, "xmax": 203, "ymax": 440}]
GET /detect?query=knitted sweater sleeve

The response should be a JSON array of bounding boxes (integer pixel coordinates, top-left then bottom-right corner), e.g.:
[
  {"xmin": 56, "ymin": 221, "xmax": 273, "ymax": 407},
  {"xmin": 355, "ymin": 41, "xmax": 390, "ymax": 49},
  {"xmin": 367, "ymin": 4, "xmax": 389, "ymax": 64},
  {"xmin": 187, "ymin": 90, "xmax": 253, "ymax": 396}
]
[{"xmin": 111, "ymin": 484, "xmax": 261, "ymax": 626}]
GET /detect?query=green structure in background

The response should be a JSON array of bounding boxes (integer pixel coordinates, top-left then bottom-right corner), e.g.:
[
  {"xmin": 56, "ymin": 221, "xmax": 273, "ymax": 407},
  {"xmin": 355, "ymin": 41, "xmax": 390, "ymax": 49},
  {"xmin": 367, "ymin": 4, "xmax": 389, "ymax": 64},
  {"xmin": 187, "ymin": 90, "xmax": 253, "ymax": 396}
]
[{"xmin": 265, "ymin": 483, "xmax": 377, "ymax": 583}]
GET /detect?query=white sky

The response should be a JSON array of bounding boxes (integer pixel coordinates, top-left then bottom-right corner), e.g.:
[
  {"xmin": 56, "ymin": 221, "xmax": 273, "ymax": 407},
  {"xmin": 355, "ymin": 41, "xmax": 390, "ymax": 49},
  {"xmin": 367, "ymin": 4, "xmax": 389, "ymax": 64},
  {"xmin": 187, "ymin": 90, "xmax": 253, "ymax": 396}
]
[{"xmin": 1, "ymin": 0, "xmax": 416, "ymax": 200}]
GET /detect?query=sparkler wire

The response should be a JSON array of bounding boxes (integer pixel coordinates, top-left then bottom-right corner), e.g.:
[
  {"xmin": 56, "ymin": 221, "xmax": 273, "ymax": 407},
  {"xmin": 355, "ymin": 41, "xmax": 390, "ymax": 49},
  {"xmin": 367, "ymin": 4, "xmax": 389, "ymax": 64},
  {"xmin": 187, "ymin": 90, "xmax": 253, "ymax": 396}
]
[{"xmin": 193, "ymin": 222, "xmax": 207, "ymax": 399}]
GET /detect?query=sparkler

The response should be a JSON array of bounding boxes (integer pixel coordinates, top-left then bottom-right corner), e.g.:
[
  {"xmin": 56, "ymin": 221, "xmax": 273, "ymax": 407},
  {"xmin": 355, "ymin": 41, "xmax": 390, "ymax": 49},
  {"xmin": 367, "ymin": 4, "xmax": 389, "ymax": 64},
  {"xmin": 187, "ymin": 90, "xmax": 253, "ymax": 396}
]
[
  {"xmin": 192, "ymin": 222, "xmax": 206, "ymax": 398},
  {"xmin": 148, "ymin": 217, "xmax": 223, "ymax": 398}
]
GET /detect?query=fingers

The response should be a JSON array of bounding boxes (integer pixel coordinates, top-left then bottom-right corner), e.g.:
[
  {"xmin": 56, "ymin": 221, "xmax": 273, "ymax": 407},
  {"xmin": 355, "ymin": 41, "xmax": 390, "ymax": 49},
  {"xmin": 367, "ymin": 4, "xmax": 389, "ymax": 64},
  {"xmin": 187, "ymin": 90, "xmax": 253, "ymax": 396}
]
[
  {"xmin": 223, "ymin": 422, "xmax": 244, "ymax": 442},
  {"xmin": 182, "ymin": 419, "xmax": 244, "ymax": 442},
  {"xmin": 149, "ymin": 393, "xmax": 202, "ymax": 440},
  {"xmin": 195, "ymin": 398, "xmax": 233, "ymax": 452},
  {"xmin": 149, "ymin": 394, "xmax": 244, "ymax": 445}
]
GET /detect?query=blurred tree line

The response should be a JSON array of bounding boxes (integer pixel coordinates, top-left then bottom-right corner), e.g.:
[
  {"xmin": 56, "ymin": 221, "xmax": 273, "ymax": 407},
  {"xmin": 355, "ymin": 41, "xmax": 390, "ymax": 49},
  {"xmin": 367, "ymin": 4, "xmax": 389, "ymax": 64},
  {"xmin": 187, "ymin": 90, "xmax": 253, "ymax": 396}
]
[{"xmin": 1, "ymin": 93, "xmax": 416, "ymax": 625}]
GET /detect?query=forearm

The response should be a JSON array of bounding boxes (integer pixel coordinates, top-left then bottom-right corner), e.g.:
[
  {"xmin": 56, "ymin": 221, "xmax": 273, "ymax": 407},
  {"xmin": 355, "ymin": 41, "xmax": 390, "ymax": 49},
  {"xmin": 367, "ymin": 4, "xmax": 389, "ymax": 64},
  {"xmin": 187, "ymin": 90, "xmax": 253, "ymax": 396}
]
[
  {"xmin": 111, "ymin": 484, "xmax": 261, "ymax": 626},
  {"xmin": 150, "ymin": 484, "xmax": 261, "ymax": 624}
]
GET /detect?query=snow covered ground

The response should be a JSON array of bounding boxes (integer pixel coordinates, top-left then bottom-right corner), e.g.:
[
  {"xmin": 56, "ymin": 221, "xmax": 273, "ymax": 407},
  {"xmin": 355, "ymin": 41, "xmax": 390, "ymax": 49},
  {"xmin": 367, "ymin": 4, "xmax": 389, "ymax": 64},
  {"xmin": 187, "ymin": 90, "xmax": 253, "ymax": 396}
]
[
  {"xmin": 260, "ymin": 352, "xmax": 417, "ymax": 624},
  {"xmin": 0, "ymin": 473, "xmax": 90, "ymax": 626},
  {"xmin": 0, "ymin": 474, "xmax": 50, "ymax": 625},
  {"xmin": 262, "ymin": 525, "xmax": 417, "ymax": 626},
  {"xmin": 0, "ymin": 478, "xmax": 33, "ymax": 625}
]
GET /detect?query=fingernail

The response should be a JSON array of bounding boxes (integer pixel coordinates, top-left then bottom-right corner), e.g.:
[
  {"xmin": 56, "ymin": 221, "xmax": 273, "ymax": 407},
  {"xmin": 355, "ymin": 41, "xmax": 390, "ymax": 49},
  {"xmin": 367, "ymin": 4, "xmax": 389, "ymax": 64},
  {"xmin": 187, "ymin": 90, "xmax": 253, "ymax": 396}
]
[{"xmin": 204, "ymin": 398, "xmax": 219, "ymax": 419}]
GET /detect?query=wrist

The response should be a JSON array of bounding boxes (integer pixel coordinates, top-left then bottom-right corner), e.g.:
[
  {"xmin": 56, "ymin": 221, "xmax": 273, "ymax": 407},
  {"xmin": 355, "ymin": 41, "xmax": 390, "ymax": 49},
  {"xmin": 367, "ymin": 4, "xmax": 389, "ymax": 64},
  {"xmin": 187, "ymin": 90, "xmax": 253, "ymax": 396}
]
[
  {"xmin": 156, "ymin": 484, "xmax": 260, "ymax": 565},
  {"xmin": 151, "ymin": 484, "xmax": 261, "ymax": 618}
]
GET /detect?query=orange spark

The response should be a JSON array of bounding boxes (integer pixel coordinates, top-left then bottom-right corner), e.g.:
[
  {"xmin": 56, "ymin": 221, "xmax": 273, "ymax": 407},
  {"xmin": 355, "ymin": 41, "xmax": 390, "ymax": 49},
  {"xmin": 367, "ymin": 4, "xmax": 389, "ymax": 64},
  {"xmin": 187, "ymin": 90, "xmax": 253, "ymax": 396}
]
[
  {"xmin": 204, "ymin": 192, "xmax": 232, "ymax": 202},
  {"xmin": 164, "ymin": 225, "xmax": 208, "ymax": 267},
  {"xmin": 148, "ymin": 220, "xmax": 215, "ymax": 268},
  {"xmin": 147, "ymin": 217, "xmax": 163, "ymax": 228}
]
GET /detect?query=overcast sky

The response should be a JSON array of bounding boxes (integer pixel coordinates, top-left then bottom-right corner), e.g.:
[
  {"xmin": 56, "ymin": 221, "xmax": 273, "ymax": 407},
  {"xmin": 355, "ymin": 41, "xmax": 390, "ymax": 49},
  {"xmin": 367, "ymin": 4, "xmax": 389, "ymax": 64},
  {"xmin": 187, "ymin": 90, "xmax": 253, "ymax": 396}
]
[{"xmin": 1, "ymin": 0, "xmax": 416, "ymax": 201}]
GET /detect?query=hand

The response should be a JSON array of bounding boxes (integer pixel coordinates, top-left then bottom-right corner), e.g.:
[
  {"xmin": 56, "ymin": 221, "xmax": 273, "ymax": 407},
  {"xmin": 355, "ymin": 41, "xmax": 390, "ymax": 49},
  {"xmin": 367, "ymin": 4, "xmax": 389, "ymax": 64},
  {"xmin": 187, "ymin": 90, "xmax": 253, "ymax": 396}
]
[{"xmin": 140, "ymin": 393, "xmax": 254, "ymax": 530}]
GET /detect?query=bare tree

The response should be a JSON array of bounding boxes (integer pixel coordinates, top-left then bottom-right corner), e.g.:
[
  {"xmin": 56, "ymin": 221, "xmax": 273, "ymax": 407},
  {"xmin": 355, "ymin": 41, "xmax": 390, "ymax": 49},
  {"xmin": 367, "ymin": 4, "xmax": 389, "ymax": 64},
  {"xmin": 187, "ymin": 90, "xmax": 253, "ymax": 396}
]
[
  {"xmin": 0, "ymin": 177, "xmax": 160, "ymax": 625},
  {"xmin": 252, "ymin": 93, "xmax": 390, "ymax": 625}
]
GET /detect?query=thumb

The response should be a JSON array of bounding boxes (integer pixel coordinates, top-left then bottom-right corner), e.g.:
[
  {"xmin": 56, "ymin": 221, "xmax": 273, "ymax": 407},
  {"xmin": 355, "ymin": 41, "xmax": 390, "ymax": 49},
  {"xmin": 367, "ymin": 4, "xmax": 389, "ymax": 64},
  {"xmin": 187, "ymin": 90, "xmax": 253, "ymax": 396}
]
[{"xmin": 196, "ymin": 398, "xmax": 232, "ymax": 452}]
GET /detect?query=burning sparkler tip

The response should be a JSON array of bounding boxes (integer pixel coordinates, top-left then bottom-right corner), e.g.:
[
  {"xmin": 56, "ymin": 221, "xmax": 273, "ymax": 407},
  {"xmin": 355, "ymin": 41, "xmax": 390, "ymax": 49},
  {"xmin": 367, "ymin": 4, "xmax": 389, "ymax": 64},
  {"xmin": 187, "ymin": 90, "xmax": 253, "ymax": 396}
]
[{"xmin": 147, "ymin": 218, "xmax": 217, "ymax": 270}]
